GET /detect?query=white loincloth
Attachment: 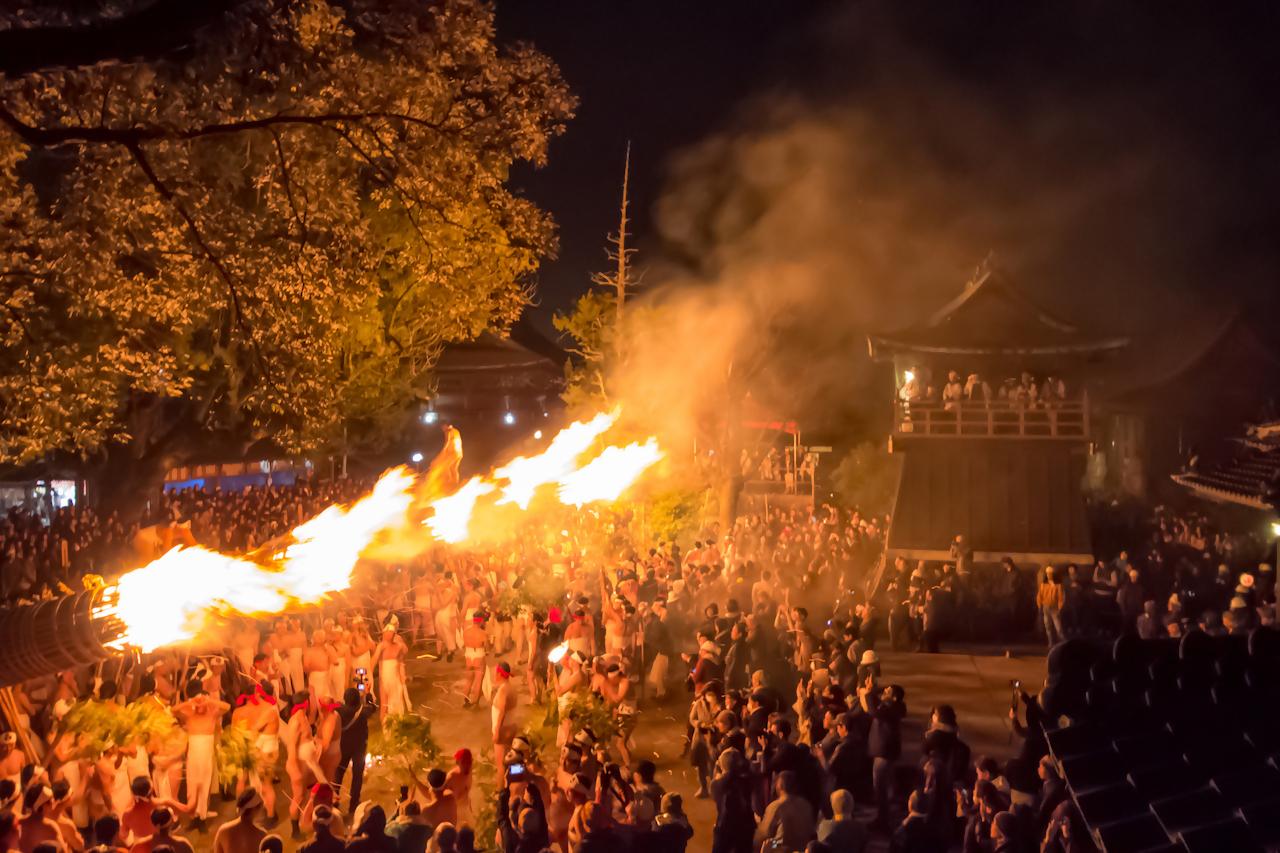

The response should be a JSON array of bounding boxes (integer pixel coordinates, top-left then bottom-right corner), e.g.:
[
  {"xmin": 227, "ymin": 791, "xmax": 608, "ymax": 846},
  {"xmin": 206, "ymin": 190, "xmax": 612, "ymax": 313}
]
[
  {"xmin": 285, "ymin": 648, "xmax": 304, "ymax": 697},
  {"xmin": 307, "ymin": 670, "xmax": 332, "ymax": 703},
  {"xmin": 330, "ymin": 659, "xmax": 349, "ymax": 698},
  {"xmin": 379, "ymin": 660, "xmax": 409, "ymax": 717},
  {"xmin": 185, "ymin": 733, "xmax": 215, "ymax": 818},
  {"xmin": 249, "ymin": 733, "xmax": 279, "ymax": 787}
]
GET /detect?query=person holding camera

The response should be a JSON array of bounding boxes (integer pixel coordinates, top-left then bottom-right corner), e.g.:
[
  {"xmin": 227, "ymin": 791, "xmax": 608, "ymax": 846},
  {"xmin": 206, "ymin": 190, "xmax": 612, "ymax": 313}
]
[{"xmin": 335, "ymin": 686, "xmax": 376, "ymax": 813}]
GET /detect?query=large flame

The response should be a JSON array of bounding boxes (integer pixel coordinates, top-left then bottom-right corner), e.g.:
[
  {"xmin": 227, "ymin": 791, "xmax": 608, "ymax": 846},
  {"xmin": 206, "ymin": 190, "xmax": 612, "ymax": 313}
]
[
  {"xmin": 492, "ymin": 410, "xmax": 618, "ymax": 508},
  {"xmin": 105, "ymin": 468, "xmax": 415, "ymax": 651},
  {"xmin": 97, "ymin": 412, "xmax": 667, "ymax": 652},
  {"xmin": 557, "ymin": 438, "xmax": 665, "ymax": 507},
  {"xmin": 425, "ymin": 476, "xmax": 495, "ymax": 544}
]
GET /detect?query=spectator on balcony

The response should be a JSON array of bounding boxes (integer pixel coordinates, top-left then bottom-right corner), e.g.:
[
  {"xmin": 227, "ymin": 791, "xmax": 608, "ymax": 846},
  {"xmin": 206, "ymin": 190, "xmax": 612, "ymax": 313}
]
[
  {"xmin": 1040, "ymin": 376, "xmax": 1066, "ymax": 407},
  {"xmin": 1116, "ymin": 568, "xmax": 1145, "ymax": 632},
  {"xmin": 963, "ymin": 373, "xmax": 991, "ymax": 406},
  {"xmin": 942, "ymin": 372, "xmax": 964, "ymax": 412}
]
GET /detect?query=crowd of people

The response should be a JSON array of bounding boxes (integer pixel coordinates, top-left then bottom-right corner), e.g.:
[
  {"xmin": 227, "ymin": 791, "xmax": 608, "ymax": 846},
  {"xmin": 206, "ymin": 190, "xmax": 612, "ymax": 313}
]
[
  {"xmin": 0, "ymin": 472, "xmax": 1277, "ymax": 853},
  {"xmin": 898, "ymin": 370, "xmax": 1070, "ymax": 411},
  {"xmin": 737, "ymin": 448, "xmax": 816, "ymax": 494},
  {"xmin": 0, "ymin": 481, "xmax": 371, "ymax": 602}
]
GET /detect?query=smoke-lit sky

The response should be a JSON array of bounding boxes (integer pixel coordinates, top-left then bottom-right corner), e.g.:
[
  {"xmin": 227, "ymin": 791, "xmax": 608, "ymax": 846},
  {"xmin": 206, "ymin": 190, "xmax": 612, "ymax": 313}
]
[{"xmin": 498, "ymin": 1, "xmax": 1280, "ymax": 339}]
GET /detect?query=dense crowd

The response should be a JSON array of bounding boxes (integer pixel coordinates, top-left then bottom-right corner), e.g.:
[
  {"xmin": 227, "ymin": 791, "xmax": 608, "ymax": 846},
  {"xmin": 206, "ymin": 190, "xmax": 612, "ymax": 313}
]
[
  {"xmin": 0, "ymin": 481, "xmax": 370, "ymax": 602},
  {"xmin": 898, "ymin": 370, "xmax": 1070, "ymax": 410},
  {"xmin": 0, "ymin": 475, "xmax": 1277, "ymax": 853}
]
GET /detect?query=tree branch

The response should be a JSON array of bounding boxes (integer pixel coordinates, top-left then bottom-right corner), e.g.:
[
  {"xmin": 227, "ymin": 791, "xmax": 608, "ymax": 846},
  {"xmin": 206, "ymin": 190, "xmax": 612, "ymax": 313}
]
[
  {"xmin": 0, "ymin": 0, "xmax": 244, "ymax": 77},
  {"xmin": 0, "ymin": 105, "xmax": 449, "ymax": 148},
  {"xmin": 125, "ymin": 141, "xmax": 246, "ymax": 343}
]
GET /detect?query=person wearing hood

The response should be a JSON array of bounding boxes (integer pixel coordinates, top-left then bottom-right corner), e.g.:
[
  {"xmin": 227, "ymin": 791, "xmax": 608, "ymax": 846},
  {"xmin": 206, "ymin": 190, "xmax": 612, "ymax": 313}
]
[
  {"xmin": 345, "ymin": 805, "xmax": 396, "ymax": 853},
  {"xmin": 653, "ymin": 793, "xmax": 694, "ymax": 853},
  {"xmin": 889, "ymin": 789, "xmax": 941, "ymax": 853}
]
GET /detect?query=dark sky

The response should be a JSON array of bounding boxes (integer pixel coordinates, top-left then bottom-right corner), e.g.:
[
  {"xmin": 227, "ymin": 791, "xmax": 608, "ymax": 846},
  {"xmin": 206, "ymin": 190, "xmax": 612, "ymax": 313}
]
[
  {"xmin": 495, "ymin": 1, "xmax": 835, "ymax": 334},
  {"xmin": 497, "ymin": 1, "xmax": 1280, "ymax": 343}
]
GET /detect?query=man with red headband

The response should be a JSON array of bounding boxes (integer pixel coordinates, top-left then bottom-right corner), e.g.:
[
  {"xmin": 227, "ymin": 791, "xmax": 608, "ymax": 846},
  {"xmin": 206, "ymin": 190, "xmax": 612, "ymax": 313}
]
[
  {"xmin": 444, "ymin": 749, "xmax": 474, "ymax": 826},
  {"xmin": 243, "ymin": 684, "xmax": 280, "ymax": 829},
  {"xmin": 461, "ymin": 613, "xmax": 488, "ymax": 709}
]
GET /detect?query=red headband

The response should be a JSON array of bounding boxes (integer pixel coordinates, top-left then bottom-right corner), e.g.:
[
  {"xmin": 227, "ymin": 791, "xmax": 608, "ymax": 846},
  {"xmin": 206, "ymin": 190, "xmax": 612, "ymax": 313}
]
[
  {"xmin": 290, "ymin": 702, "xmax": 309, "ymax": 718},
  {"xmin": 235, "ymin": 693, "xmax": 255, "ymax": 707},
  {"xmin": 255, "ymin": 684, "xmax": 276, "ymax": 706},
  {"xmin": 495, "ymin": 664, "xmax": 511, "ymax": 678}
]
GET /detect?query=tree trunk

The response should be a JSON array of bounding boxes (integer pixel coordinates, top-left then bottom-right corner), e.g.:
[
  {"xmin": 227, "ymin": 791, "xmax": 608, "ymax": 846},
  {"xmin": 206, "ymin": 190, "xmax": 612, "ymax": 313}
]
[{"xmin": 86, "ymin": 439, "xmax": 176, "ymax": 525}]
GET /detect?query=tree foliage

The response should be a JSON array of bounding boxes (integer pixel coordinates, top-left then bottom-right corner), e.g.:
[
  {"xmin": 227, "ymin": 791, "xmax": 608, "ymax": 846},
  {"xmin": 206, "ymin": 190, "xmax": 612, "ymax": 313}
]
[{"xmin": 0, "ymin": 0, "xmax": 574, "ymax": 511}]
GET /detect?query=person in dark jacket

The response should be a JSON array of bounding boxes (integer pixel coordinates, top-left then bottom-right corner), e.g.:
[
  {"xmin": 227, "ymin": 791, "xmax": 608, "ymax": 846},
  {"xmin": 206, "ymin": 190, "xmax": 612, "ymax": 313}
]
[
  {"xmin": 723, "ymin": 623, "xmax": 751, "ymax": 691},
  {"xmin": 652, "ymin": 793, "xmax": 694, "ymax": 853},
  {"xmin": 345, "ymin": 805, "xmax": 397, "ymax": 853},
  {"xmin": 335, "ymin": 687, "xmax": 376, "ymax": 812},
  {"xmin": 826, "ymin": 713, "xmax": 865, "ymax": 798},
  {"xmin": 890, "ymin": 789, "xmax": 942, "ymax": 853},
  {"xmin": 861, "ymin": 680, "xmax": 906, "ymax": 830},
  {"xmin": 710, "ymin": 750, "xmax": 756, "ymax": 853}
]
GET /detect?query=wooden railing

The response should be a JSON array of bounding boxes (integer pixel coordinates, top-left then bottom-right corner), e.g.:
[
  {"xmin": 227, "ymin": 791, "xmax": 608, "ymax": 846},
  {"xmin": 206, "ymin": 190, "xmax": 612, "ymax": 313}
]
[{"xmin": 893, "ymin": 395, "xmax": 1090, "ymax": 439}]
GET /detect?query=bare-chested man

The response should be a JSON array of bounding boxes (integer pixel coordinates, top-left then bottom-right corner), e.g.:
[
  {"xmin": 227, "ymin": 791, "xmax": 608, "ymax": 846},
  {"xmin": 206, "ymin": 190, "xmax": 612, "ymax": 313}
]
[
  {"xmin": 228, "ymin": 685, "xmax": 277, "ymax": 830},
  {"xmin": 350, "ymin": 617, "xmax": 375, "ymax": 682},
  {"xmin": 211, "ymin": 788, "xmax": 266, "ymax": 853},
  {"xmin": 433, "ymin": 573, "xmax": 460, "ymax": 663},
  {"xmin": 328, "ymin": 626, "xmax": 351, "ymax": 701},
  {"xmin": 281, "ymin": 619, "xmax": 307, "ymax": 702},
  {"xmin": 554, "ymin": 652, "xmax": 587, "ymax": 747},
  {"xmin": 17, "ymin": 784, "xmax": 61, "ymax": 853},
  {"xmin": 0, "ymin": 733, "xmax": 26, "ymax": 791},
  {"xmin": 314, "ymin": 700, "xmax": 341, "ymax": 787},
  {"xmin": 371, "ymin": 626, "xmax": 409, "ymax": 719},
  {"xmin": 460, "ymin": 615, "xmax": 488, "ymax": 709},
  {"xmin": 303, "ymin": 630, "xmax": 332, "ymax": 708},
  {"xmin": 173, "ymin": 689, "xmax": 228, "ymax": 823},
  {"xmin": 231, "ymin": 620, "xmax": 260, "ymax": 681},
  {"xmin": 280, "ymin": 694, "xmax": 317, "ymax": 839},
  {"xmin": 490, "ymin": 662, "xmax": 518, "ymax": 780}
]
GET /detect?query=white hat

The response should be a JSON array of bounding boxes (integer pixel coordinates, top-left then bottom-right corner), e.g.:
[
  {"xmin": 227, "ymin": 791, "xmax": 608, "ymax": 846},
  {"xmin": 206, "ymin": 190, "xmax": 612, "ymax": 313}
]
[
  {"xmin": 1230, "ymin": 596, "xmax": 1248, "ymax": 610},
  {"xmin": 860, "ymin": 650, "xmax": 879, "ymax": 665}
]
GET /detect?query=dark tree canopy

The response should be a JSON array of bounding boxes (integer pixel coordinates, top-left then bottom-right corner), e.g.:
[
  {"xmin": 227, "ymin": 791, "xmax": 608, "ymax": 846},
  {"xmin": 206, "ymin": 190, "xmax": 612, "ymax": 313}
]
[{"xmin": 0, "ymin": 0, "xmax": 575, "ymax": 514}]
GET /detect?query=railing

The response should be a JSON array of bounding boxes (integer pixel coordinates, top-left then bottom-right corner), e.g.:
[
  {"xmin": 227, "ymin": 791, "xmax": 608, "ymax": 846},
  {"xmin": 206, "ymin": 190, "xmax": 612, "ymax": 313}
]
[{"xmin": 893, "ymin": 396, "xmax": 1090, "ymax": 439}]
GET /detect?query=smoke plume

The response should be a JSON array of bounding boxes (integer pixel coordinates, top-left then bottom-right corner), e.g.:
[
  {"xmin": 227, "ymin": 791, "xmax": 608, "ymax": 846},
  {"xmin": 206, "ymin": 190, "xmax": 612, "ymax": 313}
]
[{"xmin": 605, "ymin": 2, "xmax": 1261, "ymax": 446}]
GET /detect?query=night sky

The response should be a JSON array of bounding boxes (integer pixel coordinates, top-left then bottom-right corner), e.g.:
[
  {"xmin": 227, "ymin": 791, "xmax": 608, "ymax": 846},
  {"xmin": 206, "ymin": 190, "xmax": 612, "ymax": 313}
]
[
  {"xmin": 497, "ymin": 1, "xmax": 1280, "ymax": 346},
  {"xmin": 496, "ymin": 0, "xmax": 835, "ymax": 333}
]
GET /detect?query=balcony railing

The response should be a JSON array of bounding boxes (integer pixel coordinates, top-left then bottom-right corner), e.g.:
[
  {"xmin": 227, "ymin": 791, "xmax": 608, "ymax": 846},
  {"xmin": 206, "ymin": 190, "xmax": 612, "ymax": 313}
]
[{"xmin": 893, "ymin": 396, "xmax": 1089, "ymax": 439}]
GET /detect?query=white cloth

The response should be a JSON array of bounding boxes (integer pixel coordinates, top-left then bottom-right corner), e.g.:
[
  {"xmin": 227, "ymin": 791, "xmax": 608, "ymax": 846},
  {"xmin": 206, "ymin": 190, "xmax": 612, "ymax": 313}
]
[
  {"xmin": 307, "ymin": 670, "xmax": 332, "ymax": 703},
  {"xmin": 379, "ymin": 660, "xmax": 409, "ymax": 716},
  {"xmin": 330, "ymin": 658, "xmax": 349, "ymax": 698},
  {"xmin": 186, "ymin": 733, "xmax": 215, "ymax": 818},
  {"xmin": 285, "ymin": 648, "xmax": 304, "ymax": 696}
]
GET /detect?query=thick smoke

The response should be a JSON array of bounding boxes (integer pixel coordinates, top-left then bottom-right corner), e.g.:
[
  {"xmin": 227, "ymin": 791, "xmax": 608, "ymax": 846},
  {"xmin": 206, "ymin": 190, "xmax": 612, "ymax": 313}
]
[{"xmin": 606, "ymin": 2, "xmax": 1254, "ymax": 446}]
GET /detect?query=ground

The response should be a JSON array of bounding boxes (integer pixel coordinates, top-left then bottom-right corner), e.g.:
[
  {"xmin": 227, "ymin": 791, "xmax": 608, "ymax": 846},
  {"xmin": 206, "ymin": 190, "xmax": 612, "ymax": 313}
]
[{"xmin": 185, "ymin": 643, "xmax": 1048, "ymax": 851}]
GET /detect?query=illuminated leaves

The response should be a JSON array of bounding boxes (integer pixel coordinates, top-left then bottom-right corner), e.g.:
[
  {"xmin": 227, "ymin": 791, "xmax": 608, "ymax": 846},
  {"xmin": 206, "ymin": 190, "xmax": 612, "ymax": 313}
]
[{"xmin": 0, "ymin": 0, "xmax": 574, "ymax": 467}]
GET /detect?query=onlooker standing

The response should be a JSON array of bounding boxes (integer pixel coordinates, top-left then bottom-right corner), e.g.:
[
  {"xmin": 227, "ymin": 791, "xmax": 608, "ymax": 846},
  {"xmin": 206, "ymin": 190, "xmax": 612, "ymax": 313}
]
[
  {"xmin": 1036, "ymin": 568, "xmax": 1064, "ymax": 647},
  {"xmin": 817, "ymin": 789, "xmax": 867, "ymax": 853}
]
